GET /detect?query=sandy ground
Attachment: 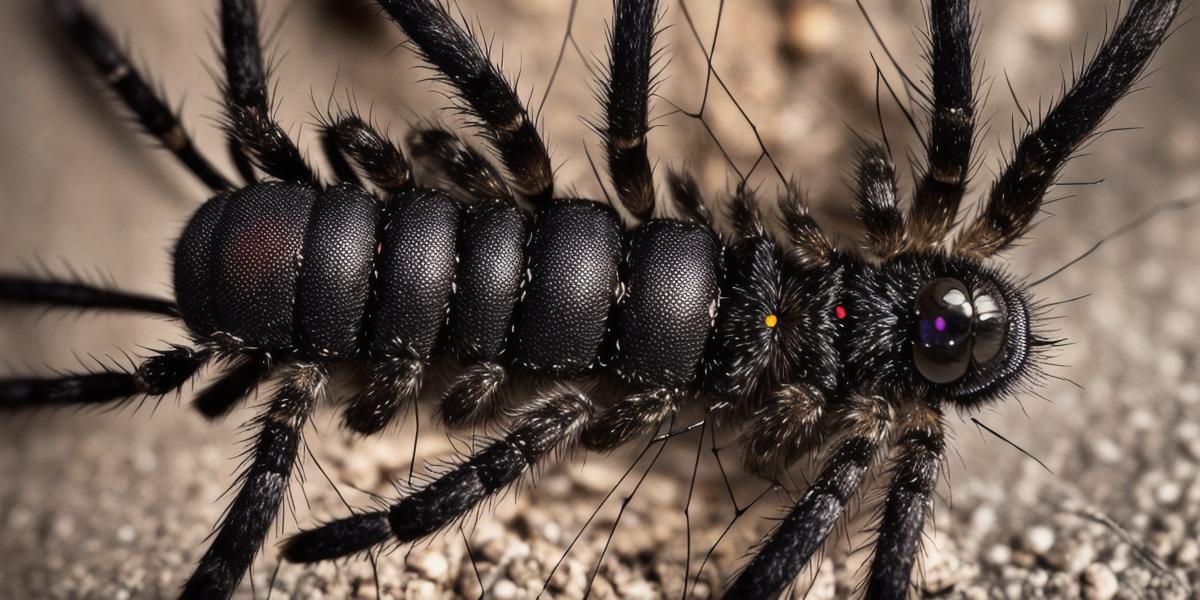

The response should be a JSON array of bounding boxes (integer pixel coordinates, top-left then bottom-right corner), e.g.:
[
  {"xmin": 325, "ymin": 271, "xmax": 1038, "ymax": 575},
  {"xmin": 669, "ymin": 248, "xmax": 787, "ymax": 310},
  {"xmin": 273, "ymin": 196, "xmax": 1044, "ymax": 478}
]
[{"xmin": 1, "ymin": 0, "xmax": 1198, "ymax": 598}]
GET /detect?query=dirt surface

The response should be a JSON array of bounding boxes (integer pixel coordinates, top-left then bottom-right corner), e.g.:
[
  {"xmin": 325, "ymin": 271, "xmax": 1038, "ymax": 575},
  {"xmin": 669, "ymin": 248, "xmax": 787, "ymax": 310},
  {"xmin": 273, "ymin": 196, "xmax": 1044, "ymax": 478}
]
[{"xmin": 1, "ymin": 0, "xmax": 1198, "ymax": 598}]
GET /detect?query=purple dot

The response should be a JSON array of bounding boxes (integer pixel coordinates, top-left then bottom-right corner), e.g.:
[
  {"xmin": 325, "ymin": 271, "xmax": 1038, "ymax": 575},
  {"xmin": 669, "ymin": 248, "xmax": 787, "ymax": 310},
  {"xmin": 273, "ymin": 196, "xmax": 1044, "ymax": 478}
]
[{"xmin": 934, "ymin": 316, "xmax": 947, "ymax": 332}]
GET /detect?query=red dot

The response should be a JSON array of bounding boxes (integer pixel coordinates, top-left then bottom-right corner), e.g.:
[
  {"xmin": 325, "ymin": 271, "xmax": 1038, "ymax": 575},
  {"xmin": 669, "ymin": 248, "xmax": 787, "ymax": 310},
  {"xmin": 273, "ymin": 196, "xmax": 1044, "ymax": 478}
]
[{"xmin": 835, "ymin": 305, "xmax": 848, "ymax": 320}]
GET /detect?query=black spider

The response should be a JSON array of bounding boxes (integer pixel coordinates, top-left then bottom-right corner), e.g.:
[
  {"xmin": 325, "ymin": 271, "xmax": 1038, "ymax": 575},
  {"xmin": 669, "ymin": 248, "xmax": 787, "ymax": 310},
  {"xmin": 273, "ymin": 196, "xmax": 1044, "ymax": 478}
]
[{"xmin": 0, "ymin": 0, "xmax": 1181, "ymax": 599}]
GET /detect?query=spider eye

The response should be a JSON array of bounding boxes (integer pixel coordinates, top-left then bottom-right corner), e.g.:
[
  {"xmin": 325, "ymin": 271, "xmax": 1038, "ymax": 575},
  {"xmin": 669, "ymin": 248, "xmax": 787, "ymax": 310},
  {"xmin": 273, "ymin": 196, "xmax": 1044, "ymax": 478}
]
[
  {"xmin": 913, "ymin": 278, "xmax": 974, "ymax": 383},
  {"xmin": 971, "ymin": 292, "xmax": 1006, "ymax": 366}
]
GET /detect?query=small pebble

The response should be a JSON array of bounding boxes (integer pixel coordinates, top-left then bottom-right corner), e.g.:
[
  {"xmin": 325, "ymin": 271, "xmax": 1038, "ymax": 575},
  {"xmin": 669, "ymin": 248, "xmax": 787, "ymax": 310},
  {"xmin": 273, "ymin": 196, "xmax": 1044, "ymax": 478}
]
[
  {"xmin": 1083, "ymin": 563, "xmax": 1119, "ymax": 600},
  {"xmin": 1023, "ymin": 526, "xmax": 1056, "ymax": 555}
]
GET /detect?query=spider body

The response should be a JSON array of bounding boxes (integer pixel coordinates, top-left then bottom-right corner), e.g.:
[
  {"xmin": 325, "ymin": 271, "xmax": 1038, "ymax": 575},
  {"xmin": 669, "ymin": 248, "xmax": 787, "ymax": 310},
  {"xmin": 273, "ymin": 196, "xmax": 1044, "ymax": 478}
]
[{"xmin": 0, "ymin": 0, "xmax": 1180, "ymax": 598}]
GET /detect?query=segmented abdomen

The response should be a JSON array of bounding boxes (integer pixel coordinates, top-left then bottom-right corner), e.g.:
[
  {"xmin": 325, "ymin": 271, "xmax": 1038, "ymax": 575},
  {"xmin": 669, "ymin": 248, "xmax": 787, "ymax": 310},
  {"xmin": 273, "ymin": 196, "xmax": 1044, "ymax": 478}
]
[{"xmin": 172, "ymin": 183, "xmax": 722, "ymax": 389}]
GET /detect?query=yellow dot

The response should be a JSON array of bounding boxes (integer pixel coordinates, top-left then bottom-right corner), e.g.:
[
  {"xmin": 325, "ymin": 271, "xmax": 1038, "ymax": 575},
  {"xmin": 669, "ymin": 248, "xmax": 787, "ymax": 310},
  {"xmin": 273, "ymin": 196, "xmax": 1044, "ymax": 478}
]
[{"xmin": 764, "ymin": 314, "xmax": 779, "ymax": 328}]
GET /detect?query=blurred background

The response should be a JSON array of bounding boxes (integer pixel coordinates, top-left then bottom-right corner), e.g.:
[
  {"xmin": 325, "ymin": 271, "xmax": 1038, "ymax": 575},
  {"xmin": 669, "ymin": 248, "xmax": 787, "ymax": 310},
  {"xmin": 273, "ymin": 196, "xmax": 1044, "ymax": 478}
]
[{"xmin": 0, "ymin": 0, "xmax": 1197, "ymax": 598}]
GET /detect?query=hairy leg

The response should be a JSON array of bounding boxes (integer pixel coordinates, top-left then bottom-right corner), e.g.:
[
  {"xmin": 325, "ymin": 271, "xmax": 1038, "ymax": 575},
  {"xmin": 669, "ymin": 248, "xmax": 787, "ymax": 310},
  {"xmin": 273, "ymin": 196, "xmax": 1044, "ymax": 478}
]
[
  {"xmin": 375, "ymin": 0, "xmax": 554, "ymax": 203},
  {"xmin": 600, "ymin": 0, "xmax": 660, "ymax": 220},
  {"xmin": 0, "ymin": 345, "xmax": 208, "ymax": 410},
  {"xmin": 180, "ymin": 362, "xmax": 326, "ymax": 600},
  {"xmin": 907, "ymin": 0, "xmax": 975, "ymax": 249},
  {"xmin": 50, "ymin": 0, "xmax": 231, "ymax": 192},
  {"xmin": 726, "ymin": 395, "xmax": 891, "ymax": 599},
  {"xmin": 320, "ymin": 114, "xmax": 412, "ymax": 194},
  {"xmin": 0, "ymin": 275, "xmax": 177, "ymax": 316},
  {"xmin": 219, "ymin": 0, "xmax": 318, "ymax": 186},
  {"xmin": 281, "ymin": 387, "xmax": 593, "ymax": 563},
  {"xmin": 855, "ymin": 144, "xmax": 906, "ymax": 259},
  {"xmin": 957, "ymin": 0, "xmax": 1180, "ymax": 257},
  {"xmin": 866, "ymin": 405, "xmax": 945, "ymax": 598}
]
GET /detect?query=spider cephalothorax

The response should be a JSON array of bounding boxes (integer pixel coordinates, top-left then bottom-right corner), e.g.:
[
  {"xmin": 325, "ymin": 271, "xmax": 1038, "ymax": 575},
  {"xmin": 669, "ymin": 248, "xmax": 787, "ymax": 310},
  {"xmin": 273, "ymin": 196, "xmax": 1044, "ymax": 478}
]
[
  {"xmin": 0, "ymin": 0, "xmax": 1180, "ymax": 598},
  {"xmin": 842, "ymin": 253, "xmax": 1038, "ymax": 407}
]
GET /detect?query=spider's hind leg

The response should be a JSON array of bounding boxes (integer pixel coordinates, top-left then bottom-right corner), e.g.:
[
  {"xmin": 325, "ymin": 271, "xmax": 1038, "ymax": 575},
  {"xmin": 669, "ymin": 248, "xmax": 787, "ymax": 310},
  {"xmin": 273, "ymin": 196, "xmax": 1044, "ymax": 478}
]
[
  {"xmin": 50, "ymin": 0, "xmax": 231, "ymax": 192},
  {"xmin": 0, "ymin": 275, "xmax": 177, "ymax": 317},
  {"xmin": 439, "ymin": 362, "xmax": 508, "ymax": 429},
  {"xmin": 0, "ymin": 345, "xmax": 209, "ymax": 411},
  {"xmin": 281, "ymin": 387, "xmax": 594, "ymax": 563},
  {"xmin": 181, "ymin": 362, "xmax": 327, "ymax": 600}
]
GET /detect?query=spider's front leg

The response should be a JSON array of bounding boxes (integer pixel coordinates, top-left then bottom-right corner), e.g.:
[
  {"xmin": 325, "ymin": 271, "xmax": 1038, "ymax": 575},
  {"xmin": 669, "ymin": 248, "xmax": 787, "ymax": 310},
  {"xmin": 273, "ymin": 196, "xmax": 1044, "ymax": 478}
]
[
  {"xmin": 866, "ymin": 405, "xmax": 946, "ymax": 598},
  {"xmin": 726, "ymin": 394, "xmax": 892, "ymax": 599}
]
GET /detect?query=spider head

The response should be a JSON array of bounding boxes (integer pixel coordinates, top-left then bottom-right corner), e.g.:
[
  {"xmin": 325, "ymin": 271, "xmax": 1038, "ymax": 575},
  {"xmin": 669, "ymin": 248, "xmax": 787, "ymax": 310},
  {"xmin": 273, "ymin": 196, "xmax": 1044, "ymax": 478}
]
[{"xmin": 844, "ymin": 253, "xmax": 1045, "ymax": 409}]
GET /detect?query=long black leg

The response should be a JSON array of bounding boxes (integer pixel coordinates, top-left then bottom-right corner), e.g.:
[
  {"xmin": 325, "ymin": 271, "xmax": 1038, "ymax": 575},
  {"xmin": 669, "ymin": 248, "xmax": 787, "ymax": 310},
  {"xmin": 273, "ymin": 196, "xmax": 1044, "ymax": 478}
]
[
  {"xmin": 180, "ymin": 362, "xmax": 326, "ymax": 600},
  {"xmin": 907, "ymin": 0, "xmax": 975, "ymax": 249},
  {"xmin": 601, "ymin": 0, "xmax": 659, "ymax": 220},
  {"xmin": 0, "ymin": 275, "xmax": 177, "ymax": 317},
  {"xmin": 220, "ymin": 0, "xmax": 318, "ymax": 186},
  {"xmin": 375, "ymin": 0, "xmax": 554, "ymax": 204},
  {"xmin": 957, "ymin": 0, "xmax": 1180, "ymax": 258},
  {"xmin": 191, "ymin": 353, "xmax": 274, "ymax": 419},
  {"xmin": 0, "ymin": 346, "xmax": 208, "ymax": 411},
  {"xmin": 320, "ymin": 114, "xmax": 413, "ymax": 194},
  {"xmin": 866, "ymin": 407, "xmax": 945, "ymax": 599},
  {"xmin": 855, "ymin": 144, "xmax": 906, "ymax": 259},
  {"xmin": 725, "ymin": 395, "xmax": 891, "ymax": 599},
  {"xmin": 280, "ymin": 388, "xmax": 593, "ymax": 563},
  {"xmin": 408, "ymin": 127, "xmax": 512, "ymax": 201},
  {"xmin": 50, "ymin": 0, "xmax": 231, "ymax": 192}
]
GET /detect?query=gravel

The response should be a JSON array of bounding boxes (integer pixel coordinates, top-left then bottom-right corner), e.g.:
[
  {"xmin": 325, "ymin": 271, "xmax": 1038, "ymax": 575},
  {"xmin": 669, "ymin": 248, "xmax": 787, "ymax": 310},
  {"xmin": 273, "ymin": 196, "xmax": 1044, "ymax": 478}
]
[{"xmin": 1, "ymin": 0, "xmax": 1199, "ymax": 598}]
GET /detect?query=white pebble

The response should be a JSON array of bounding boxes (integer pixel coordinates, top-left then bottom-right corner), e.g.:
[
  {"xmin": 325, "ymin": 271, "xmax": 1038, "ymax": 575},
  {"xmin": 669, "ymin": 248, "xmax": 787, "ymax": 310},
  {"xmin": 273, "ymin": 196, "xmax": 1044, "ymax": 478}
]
[
  {"xmin": 1082, "ymin": 563, "xmax": 1119, "ymax": 600},
  {"xmin": 1024, "ymin": 526, "xmax": 1055, "ymax": 555}
]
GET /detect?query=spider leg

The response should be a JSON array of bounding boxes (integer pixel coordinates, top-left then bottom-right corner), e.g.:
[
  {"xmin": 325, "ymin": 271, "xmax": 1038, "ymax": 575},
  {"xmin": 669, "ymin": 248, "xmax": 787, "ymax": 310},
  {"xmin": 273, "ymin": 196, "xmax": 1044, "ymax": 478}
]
[
  {"xmin": 956, "ymin": 0, "xmax": 1180, "ymax": 258},
  {"xmin": 407, "ymin": 127, "xmax": 513, "ymax": 202},
  {"xmin": 581, "ymin": 389, "xmax": 677, "ymax": 452},
  {"xmin": 180, "ymin": 362, "xmax": 327, "ymax": 600},
  {"xmin": 0, "ymin": 345, "xmax": 209, "ymax": 410},
  {"xmin": 279, "ymin": 387, "xmax": 593, "ymax": 563},
  {"xmin": 439, "ymin": 362, "xmax": 508, "ymax": 429},
  {"xmin": 320, "ymin": 114, "xmax": 413, "ymax": 194},
  {"xmin": 738, "ymin": 383, "xmax": 827, "ymax": 478},
  {"xmin": 340, "ymin": 358, "xmax": 423, "ymax": 435},
  {"xmin": 375, "ymin": 0, "xmax": 554, "ymax": 203},
  {"xmin": 856, "ymin": 144, "xmax": 906, "ymax": 259},
  {"xmin": 666, "ymin": 169, "xmax": 712, "ymax": 226},
  {"xmin": 50, "ymin": 0, "xmax": 232, "ymax": 192},
  {"xmin": 779, "ymin": 183, "xmax": 835, "ymax": 267},
  {"xmin": 219, "ymin": 0, "xmax": 319, "ymax": 186},
  {"xmin": 0, "ymin": 275, "xmax": 177, "ymax": 317},
  {"xmin": 866, "ymin": 405, "xmax": 945, "ymax": 598},
  {"xmin": 906, "ymin": 0, "xmax": 975, "ymax": 249},
  {"xmin": 600, "ymin": 0, "xmax": 659, "ymax": 220},
  {"xmin": 191, "ymin": 352, "xmax": 275, "ymax": 420},
  {"xmin": 725, "ymin": 394, "xmax": 891, "ymax": 599}
]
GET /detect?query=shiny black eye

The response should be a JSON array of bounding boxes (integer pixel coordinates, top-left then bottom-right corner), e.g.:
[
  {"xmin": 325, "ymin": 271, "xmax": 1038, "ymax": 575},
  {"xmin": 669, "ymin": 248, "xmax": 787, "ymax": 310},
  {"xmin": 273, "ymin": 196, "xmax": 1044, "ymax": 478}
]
[
  {"xmin": 971, "ymin": 292, "xmax": 1006, "ymax": 366},
  {"xmin": 913, "ymin": 278, "xmax": 974, "ymax": 383}
]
